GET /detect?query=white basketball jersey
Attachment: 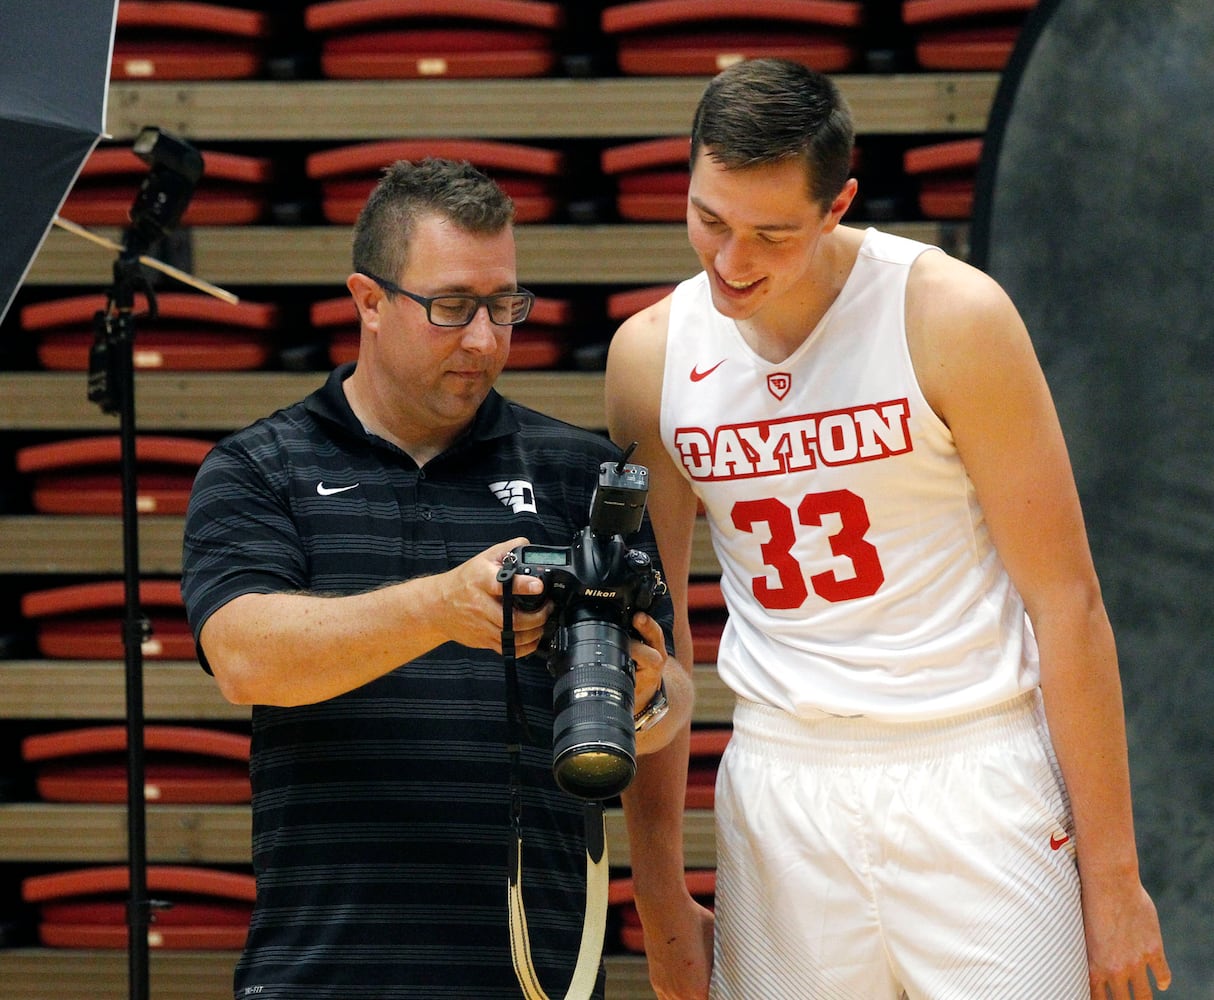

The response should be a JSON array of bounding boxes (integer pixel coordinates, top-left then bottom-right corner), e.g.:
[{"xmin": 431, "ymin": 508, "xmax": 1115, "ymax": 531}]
[{"xmin": 660, "ymin": 228, "xmax": 1039, "ymax": 721}]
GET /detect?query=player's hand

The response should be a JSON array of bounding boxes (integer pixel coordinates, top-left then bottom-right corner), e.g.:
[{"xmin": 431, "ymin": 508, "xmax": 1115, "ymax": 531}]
[
  {"xmin": 1084, "ymin": 876, "xmax": 1171, "ymax": 999},
  {"xmin": 629, "ymin": 611, "xmax": 668, "ymax": 709},
  {"xmin": 640, "ymin": 890, "xmax": 714, "ymax": 1000}
]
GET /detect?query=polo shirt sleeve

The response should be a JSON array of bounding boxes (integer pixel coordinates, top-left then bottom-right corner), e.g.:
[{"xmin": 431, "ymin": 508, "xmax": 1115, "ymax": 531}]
[{"xmin": 181, "ymin": 435, "xmax": 309, "ymax": 671}]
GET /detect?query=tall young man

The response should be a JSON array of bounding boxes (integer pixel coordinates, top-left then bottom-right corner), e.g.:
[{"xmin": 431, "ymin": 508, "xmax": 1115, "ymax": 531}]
[{"xmin": 607, "ymin": 59, "xmax": 1170, "ymax": 1000}]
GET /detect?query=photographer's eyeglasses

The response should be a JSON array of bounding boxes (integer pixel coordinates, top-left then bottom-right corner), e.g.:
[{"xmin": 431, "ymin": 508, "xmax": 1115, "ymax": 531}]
[{"xmin": 360, "ymin": 270, "xmax": 535, "ymax": 328}]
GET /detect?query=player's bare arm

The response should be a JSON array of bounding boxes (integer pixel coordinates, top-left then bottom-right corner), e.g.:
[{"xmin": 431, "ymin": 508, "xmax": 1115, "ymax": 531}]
[
  {"xmin": 608, "ymin": 298, "xmax": 715, "ymax": 999},
  {"xmin": 607, "ymin": 298, "xmax": 701, "ymax": 665},
  {"xmin": 906, "ymin": 252, "xmax": 1171, "ymax": 998}
]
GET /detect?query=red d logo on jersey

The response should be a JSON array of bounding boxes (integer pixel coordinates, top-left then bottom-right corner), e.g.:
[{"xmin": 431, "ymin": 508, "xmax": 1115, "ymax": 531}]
[{"xmin": 767, "ymin": 373, "xmax": 792, "ymax": 400}]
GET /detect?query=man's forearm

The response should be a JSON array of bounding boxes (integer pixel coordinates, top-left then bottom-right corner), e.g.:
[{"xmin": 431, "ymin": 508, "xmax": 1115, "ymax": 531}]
[{"xmin": 200, "ymin": 580, "xmax": 447, "ymax": 707}]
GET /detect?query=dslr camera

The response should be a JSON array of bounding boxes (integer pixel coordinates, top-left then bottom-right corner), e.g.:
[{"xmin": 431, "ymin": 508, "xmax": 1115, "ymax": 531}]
[{"xmin": 500, "ymin": 454, "xmax": 666, "ymax": 800}]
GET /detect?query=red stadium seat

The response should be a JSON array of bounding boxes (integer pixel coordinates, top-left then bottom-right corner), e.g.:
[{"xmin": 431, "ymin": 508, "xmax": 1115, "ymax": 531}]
[
  {"xmin": 304, "ymin": 0, "xmax": 564, "ymax": 79},
  {"xmin": 601, "ymin": 0, "xmax": 865, "ymax": 76},
  {"xmin": 20, "ymin": 579, "xmax": 195, "ymax": 661},
  {"xmin": 305, "ymin": 139, "xmax": 565, "ymax": 224},
  {"xmin": 685, "ymin": 727, "xmax": 731, "ymax": 809},
  {"xmin": 22, "ymin": 866, "xmax": 255, "ymax": 949},
  {"xmin": 902, "ymin": 0, "xmax": 1039, "ymax": 70},
  {"xmin": 112, "ymin": 1, "xmax": 271, "ymax": 80},
  {"xmin": 310, "ymin": 294, "xmax": 359, "ymax": 363},
  {"xmin": 606, "ymin": 284, "xmax": 678, "ymax": 322},
  {"xmin": 504, "ymin": 294, "xmax": 574, "ymax": 369},
  {"xmin": 686, "ymin": 579, "xmax": 725, "ymax": 611},
  {"xmin": 21, "ymin": 725, "xmax": 251, "ymax": 804},
  {"xmin": 686, "ymin": 578, "xmax": 728, "ymax": 663},
  {"xmin": 15, "ymin": 435, "xmax": 214, "ymax": 515},
  {"xmin": 20, "ymin": 292, "xmax": 279, "ymax": 372},
  {"xmin": 601, "ymin": 137, "xmax": 691, "ymax": 222},
  {"xmin": 902, "ymin": 137, "xmax": 984, "ymax": 218}
]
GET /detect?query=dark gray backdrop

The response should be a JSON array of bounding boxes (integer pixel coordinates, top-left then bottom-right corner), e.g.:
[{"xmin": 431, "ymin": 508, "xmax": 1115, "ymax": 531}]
[{"xmin": 972, "ymin": 1, "xmax": 1214, "ymax": 996}]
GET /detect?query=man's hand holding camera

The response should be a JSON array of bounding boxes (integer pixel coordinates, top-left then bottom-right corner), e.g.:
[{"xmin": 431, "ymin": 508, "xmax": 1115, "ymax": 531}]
[
  {"xmin": 436, "ymin": 536, "xmax": 552, "ymax": 657},
  {"xmin": 417, "ymin": 531, "xmax": 672, "ymax": 725}
]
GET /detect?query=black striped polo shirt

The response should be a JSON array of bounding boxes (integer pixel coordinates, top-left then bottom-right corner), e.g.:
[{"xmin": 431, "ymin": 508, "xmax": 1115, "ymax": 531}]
[{"xmin": 182, "ymin": 363, "xmax": 672, "ymax": 998}]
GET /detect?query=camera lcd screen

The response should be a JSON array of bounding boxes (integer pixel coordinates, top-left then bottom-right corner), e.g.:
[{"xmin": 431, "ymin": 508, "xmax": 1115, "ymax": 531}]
[{"xmin": 522, "ymin": 548, "xmax": 567, "ymax": 566}]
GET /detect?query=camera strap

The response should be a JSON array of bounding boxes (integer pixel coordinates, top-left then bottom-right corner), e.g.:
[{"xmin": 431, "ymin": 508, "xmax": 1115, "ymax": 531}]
[
  {"xmin": 500, "ymin": 568, "xmax": 610, "ymax": 1000},
  {"xmin": 508, "ymin": 800, "xmax": 609, "ymax": 1000}
]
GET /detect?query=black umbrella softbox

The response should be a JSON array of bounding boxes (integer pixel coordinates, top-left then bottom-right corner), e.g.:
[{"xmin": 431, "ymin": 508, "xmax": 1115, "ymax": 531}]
[{"xmin": 972, "ymin": 0, "xmax": 1214, "ymax": 988}]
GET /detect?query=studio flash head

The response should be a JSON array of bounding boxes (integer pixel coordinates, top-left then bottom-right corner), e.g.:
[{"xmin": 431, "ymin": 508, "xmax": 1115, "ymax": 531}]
[{"xmin": 123, "ymin": 126, "xmax": 204, "ymax": 254}]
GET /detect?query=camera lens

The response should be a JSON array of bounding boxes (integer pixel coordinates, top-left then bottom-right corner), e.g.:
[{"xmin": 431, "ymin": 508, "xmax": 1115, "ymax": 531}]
[
  {"xmin": 553, "ymin": 745, "xmax": 635, "ymax": 799},
  {"xmin": 549, "ymin": 616, "xmax": 637, "ymax": 800}
]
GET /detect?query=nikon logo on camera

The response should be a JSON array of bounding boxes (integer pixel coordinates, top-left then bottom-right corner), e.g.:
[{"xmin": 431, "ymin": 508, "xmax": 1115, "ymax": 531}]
[{"xmin": 585, "ymin": 588, "xmax": 620, "ymax": 598}]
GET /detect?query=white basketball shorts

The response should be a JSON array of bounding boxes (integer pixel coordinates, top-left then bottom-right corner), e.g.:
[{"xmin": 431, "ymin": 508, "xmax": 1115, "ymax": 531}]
[{"xmin": 710, "ymin": 690, "xmax": 1088, "ymax": 1000}]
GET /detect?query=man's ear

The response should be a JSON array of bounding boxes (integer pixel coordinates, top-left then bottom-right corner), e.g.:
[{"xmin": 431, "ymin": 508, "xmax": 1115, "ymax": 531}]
[
  {"xmin": 824, "ymin": 177, "xmax": 860, "ymax": 232},
  {"xmin": 346, "ymin": 272, "xmax": 383, "ymax": 331}
]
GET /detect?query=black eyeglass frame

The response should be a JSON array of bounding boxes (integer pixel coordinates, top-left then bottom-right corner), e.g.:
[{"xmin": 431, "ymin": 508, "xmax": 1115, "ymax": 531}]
[{"xmin": 359, "ymin": 270, "xmax": 535, "ymax": 327}]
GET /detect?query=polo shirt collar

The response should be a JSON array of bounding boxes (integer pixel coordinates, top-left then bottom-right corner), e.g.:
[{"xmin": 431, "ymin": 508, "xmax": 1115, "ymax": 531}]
[{"xmin": 303, "ymin": 362, "xmax": 519, "ymax": 453}]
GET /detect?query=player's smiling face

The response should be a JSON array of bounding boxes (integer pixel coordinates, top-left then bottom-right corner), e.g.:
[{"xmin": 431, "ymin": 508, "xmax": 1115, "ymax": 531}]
[{"xmin": 687, "ymin": 148, "xmax": 849, "ymax": 326}]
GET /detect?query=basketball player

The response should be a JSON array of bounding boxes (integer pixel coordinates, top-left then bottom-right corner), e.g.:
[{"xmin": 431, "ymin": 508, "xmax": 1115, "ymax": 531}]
[{"xmin": 606, "ymin": 58, "xmax": 1170, "ymax": 1000}]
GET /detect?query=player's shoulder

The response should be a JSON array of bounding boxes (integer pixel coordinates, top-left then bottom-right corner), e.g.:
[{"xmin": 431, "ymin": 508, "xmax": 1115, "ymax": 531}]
[
  {"xmin": 608, "ymin": 286, "xmax": 679, "ymax": 403},
  {"xmin": 614, "ymin": 289, "xmax": 673, "ymax": 350},
  {"xmin": 909, "ymin": 245, "xmax": 1012, "ymax": 320},
  {"xmin": 905, "ymin": 240, "xmax": 1033, "ymax": 420}
]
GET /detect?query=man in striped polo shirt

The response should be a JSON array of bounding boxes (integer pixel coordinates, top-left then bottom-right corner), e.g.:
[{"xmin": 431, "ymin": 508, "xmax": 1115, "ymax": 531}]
[{"xmin": 181, "ymin": 158, "xmax": 696, "ymax": 999}]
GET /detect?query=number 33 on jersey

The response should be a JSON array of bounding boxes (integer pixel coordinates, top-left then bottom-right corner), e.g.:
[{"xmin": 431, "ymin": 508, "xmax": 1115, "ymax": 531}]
[{"xmin": 673, "ymin": 398, "xmax": 910, "ymax": 609}]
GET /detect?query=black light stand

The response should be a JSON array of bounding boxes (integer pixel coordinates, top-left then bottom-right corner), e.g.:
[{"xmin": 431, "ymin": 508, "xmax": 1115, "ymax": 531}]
[{"xmin": 87, "ymin": 127, "xmax": 204, "ymax": 1000}]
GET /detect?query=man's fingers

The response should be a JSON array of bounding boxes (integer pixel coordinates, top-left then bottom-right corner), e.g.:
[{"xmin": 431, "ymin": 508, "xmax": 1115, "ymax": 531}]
[{"xmin": 486, "ymin": 536, "xmax": 530, "ymax": 561}]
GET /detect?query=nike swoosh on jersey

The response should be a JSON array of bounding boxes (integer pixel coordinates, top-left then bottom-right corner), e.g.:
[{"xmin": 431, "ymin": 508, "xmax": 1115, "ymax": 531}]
[
  {"xmin": 690, "ymin": 359, "xmax": 726, "ymax": 382},
  {"xmin": 316, "ymin": 482, "xmax": 359, "ymax": 496}
]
